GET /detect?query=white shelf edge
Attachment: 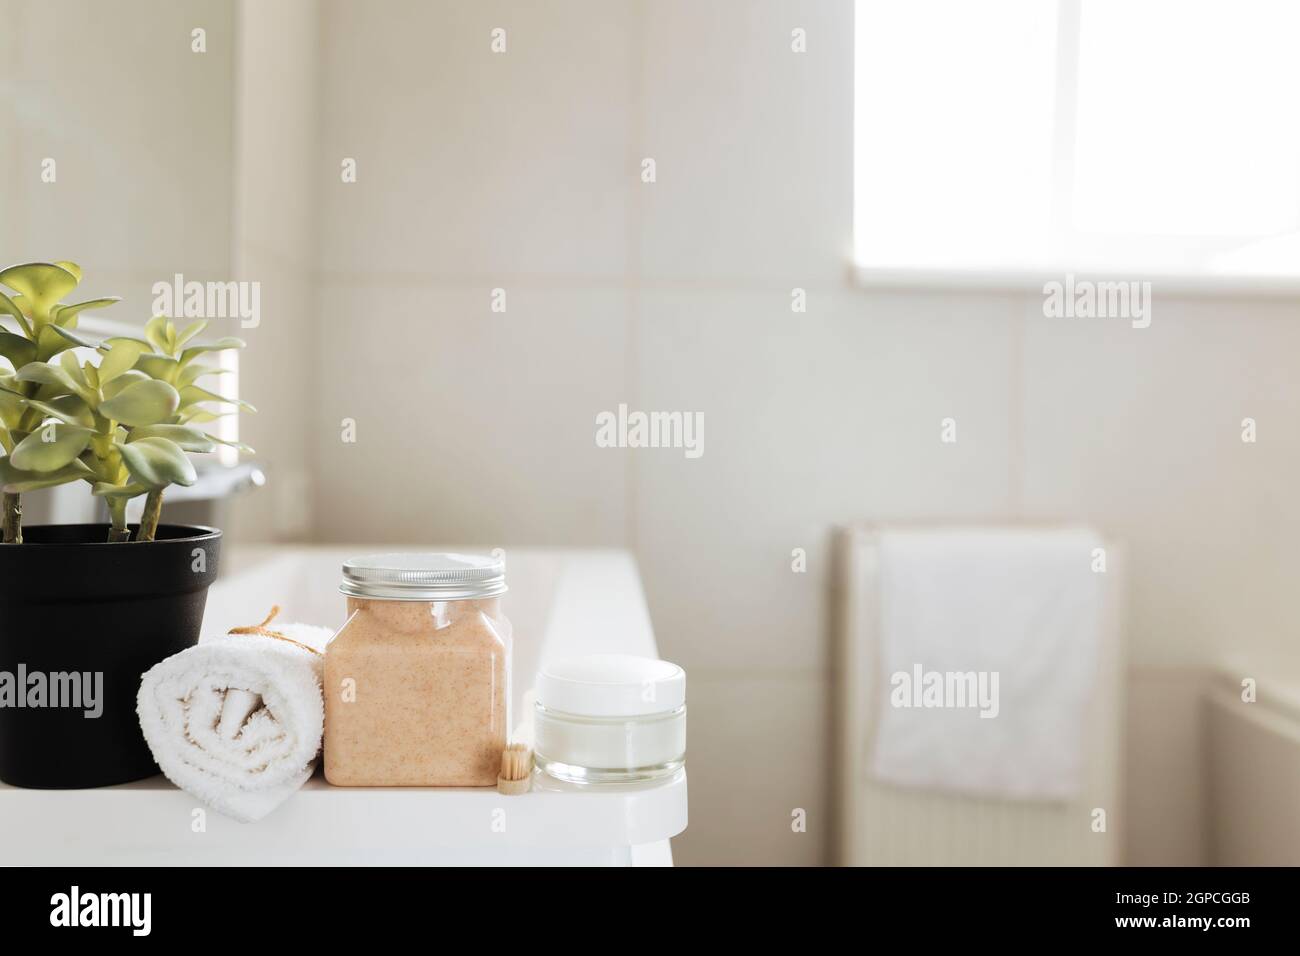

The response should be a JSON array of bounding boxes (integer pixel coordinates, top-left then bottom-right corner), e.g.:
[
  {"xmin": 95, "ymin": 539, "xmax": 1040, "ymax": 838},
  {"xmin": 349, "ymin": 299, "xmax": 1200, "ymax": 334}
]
[{"xmin": 0, "ymin": 770, "xmax": 688, "ymax": 860}]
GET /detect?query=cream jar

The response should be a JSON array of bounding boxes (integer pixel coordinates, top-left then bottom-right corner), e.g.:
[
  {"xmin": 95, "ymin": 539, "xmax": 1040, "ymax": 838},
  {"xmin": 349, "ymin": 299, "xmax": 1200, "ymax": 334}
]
[
  {"xmin": 533, "ymin": 654, "xmax": 686, "ymax": 785},
  {"xmin": 324, "ymin": 553, "xmax": 510, "ymax": 787}
]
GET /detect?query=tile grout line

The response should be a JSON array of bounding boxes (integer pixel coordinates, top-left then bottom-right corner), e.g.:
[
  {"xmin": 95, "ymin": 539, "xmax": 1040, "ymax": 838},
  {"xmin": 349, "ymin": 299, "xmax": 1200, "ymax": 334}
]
[
  {"xmin": 624, "ymin": 0, "xmax": 647, "ymax": 553},
  {"xmin": 10, "ymin": 2, "xmax": 27, "ymax": 247},
  {"xmin": 1010, "ymin": 293, "xmax": 1028, "ymax": 514},
  {"xmin": 304, "ymin": 4, "xmax": 328, "ymax": 546}
]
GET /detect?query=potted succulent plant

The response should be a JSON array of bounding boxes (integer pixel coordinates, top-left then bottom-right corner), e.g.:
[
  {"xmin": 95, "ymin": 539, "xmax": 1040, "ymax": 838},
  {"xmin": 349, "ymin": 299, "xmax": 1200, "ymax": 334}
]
[{"xmin": 0, "ymin": 261, "xmax": 253, "ymax": 787}]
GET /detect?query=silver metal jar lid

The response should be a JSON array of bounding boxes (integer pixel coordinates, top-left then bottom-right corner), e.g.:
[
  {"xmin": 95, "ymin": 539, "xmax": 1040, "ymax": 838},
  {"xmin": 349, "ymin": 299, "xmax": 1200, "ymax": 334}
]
[{"xmin": 340, "ymin": 552, "xmax": 507, "ymax": 601}]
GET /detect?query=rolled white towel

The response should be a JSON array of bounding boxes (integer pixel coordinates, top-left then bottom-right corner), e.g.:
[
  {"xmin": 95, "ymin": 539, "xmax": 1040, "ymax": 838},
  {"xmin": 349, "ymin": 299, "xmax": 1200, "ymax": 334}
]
[{"xmin": 137, "ymin": 615, "xmax": 331, "ymax": 823}]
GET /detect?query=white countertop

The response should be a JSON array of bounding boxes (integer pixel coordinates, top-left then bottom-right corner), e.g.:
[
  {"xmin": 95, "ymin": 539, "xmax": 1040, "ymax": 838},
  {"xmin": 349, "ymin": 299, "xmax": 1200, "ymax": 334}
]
[{"xmin": 0, "ymin": 546, "xmax": 686, "ymax": 866}]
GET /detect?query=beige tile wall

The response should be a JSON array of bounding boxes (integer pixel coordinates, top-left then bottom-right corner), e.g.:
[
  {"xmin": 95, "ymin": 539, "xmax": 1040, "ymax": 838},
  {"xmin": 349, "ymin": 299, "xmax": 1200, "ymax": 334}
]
[
  {"xmin": 316, "ymin": 0, "xmax": 634, "ymax": 282},
  {"xmin": 638, "ymin": 1, "xmax": 853, "ymax": 285},
  {"xmin": 2, "ymin": 0, "xmax": 234, "ymax": 307},
  {"xmin": 312, "ymin": 284, "xmax": 630, "ymax": 545}
]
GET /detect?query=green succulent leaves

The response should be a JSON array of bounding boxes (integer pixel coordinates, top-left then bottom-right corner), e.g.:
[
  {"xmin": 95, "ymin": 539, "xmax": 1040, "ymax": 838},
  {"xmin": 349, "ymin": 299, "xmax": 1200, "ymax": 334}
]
[
  {"xmin": 92, "ymin": 481, "xmax": 148, "ymax": 499},
  {"xmin": 177, "ymin": 385, "xmax": 254, "ymax": 413},
  {"xmin": 133, "ymin": 317, "xmax": 250, "ymax": 426},
  {"xmin": 14, "ymin": 360, "xmax": 86, "ymax": 398},
  {"xmin": 127, "ymin": 424, "xmax": 216, "ymax": 453},
  {"xmin": 118, "ymin": 436, "xmax": 197, "ymax": 488},
  {"xmin": 99, "ymin": 378, "xmax": 181, "ymax": 426},
  {"xmin": 0, "ymin": 262, "xmax": 80, "ymax": 324},
  {"xmin": 0, "ymin": 456, "xmax": 92, "ymax": 493},
  {"xmin": 0, "ymin": 261, "xmax": 253, "ymax": 529},
  {"xmin": 179, "ymin": 337, "xmax": 246, "ymax": 365},
  {"xmin": 0, "ymin": 331, "xmax": 37, "ymax": 369},
  {"xmin": 22, "ymin": 395, "xmax": 94, "ymax": 428},
  {"xmin": 96, "ymin": 339, "xmax": 146, "ymax": 384},
  {"xmin": 9, "ymin": 423, "xmax": 94, "ymax": 472},
  {"xmin": 52, "ymin": 298, "xmax": 122, "ymax": 328},
  {"xmin": 0, "ymin": 291, "xmax": 29, "ymax": 332}
]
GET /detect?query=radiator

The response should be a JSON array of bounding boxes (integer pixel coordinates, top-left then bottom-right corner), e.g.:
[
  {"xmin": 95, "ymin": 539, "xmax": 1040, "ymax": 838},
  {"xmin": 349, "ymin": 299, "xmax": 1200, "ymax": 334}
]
[{"xmin": 832, "ymin": 525, "xmax": 1125, "ymax": 866}]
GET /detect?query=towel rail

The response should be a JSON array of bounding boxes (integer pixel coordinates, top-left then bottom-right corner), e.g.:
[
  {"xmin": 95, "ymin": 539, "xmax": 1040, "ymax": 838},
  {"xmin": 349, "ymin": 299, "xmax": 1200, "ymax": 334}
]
[{"xmin": 831, "ymin": 524, "xmax": 1125, "ymax": 866}]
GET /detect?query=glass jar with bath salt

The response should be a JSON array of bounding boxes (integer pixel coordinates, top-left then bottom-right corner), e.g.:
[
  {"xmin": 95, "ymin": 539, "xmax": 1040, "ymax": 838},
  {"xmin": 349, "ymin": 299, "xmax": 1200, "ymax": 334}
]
[
  {"xmin": 324, "ymin": 553, "xmax": 510, "ymax": 787},
  {"xmin": 534, "ymin": 654, "xmax": 686, "ymax": 785}
]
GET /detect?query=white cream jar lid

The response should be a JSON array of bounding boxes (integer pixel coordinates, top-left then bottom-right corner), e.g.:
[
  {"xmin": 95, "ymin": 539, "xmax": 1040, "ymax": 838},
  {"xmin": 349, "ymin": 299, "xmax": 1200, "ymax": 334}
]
[{"xmin": 535, "ymin": 654, "xmax": 685, "ymax": 718}]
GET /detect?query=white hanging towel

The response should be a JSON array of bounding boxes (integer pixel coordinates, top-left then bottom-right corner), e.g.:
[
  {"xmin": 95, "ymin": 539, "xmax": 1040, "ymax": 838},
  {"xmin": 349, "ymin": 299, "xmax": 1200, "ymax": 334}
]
[
  {"xmin": 869, "ymin": 527, "xmax": 1103, "ymax": 801},
  {"xmin": 137, "ymin": 611, "xmax": 330, "ymax": 823}
]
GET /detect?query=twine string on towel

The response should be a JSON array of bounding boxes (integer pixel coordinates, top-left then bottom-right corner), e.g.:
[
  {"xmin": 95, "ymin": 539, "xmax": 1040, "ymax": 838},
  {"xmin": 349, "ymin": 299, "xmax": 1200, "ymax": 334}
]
[{"xmin": 229, "ymin": 605, "xmax": 323, "ymax": 656}]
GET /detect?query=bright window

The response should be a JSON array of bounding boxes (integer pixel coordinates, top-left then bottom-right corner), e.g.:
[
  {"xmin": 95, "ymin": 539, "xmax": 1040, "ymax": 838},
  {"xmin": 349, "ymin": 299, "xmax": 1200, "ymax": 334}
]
[{"xmin": 853, "ymin": 0, "xmax": 1300, "ymax": 282}]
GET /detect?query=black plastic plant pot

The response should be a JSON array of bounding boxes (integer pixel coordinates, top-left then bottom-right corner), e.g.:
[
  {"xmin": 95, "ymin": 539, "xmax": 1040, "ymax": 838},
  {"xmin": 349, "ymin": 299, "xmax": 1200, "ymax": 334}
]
[{"xmin": 0, "ymin": 524, "xmax": 220, "ymax": 788}]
